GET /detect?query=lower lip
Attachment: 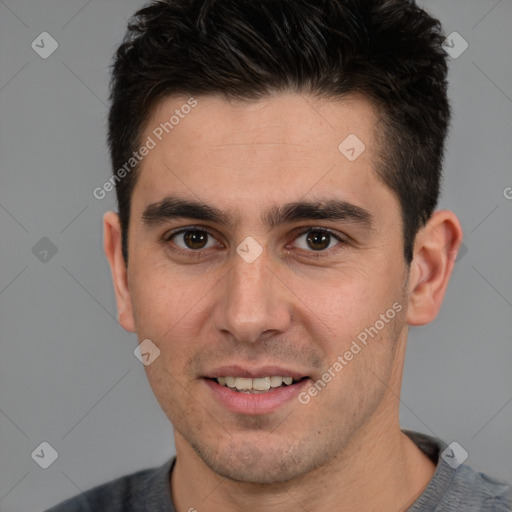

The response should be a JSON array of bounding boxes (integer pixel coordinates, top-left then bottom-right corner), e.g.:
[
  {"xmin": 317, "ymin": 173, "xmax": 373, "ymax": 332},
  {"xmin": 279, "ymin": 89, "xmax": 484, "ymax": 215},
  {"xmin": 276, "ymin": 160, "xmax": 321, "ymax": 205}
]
[{"xmin": 204, "ymin": 378, "xmax": 311, "ymax": 415}]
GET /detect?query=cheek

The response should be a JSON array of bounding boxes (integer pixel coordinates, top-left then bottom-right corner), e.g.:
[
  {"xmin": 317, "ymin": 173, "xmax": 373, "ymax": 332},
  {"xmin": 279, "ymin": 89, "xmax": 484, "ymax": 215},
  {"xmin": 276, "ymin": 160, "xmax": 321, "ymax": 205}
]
[
  {"xmin": 142, "ymin": 360, "xmax": 192, "ymax": 427},
  {"xmin": 297, "ymin": 269, "xmax": 404, "ymax": 360},
  {"xmin": 129, "ymin": 261, "xmax": 206, "ymax": 327},
  {"xmin": 128, "ymin": 265, "xmax": 219, "ymax": 370}
]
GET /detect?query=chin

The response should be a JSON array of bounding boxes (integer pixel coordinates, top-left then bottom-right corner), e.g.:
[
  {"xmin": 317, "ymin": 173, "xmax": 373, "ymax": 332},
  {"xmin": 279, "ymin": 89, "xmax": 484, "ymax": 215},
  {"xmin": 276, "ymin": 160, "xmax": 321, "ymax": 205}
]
[
  {"xmin": 191, "ymin": 436, "xmax": 328, "ymax": 485},
  {"xmin": 207, "ymin": 456, "xmax": 307, "ymax": 485}
]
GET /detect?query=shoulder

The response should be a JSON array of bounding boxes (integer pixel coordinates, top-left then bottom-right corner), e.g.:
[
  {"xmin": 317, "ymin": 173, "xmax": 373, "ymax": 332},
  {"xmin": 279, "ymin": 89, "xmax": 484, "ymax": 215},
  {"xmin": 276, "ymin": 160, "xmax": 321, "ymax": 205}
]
[
  {"xmin": 44, "ymin": 458, "xmax": 175, "ymax": 512},
  {"xmin": 449, "ymin": 465, "xmax": 511, "ymax": 511},
  {"xmin": 404, "ymin": 430, "xmax": 511, "ymax": 511},
  {"xmin": 413, "ymin": 462, "xmax": 511, "ymax": 511}
]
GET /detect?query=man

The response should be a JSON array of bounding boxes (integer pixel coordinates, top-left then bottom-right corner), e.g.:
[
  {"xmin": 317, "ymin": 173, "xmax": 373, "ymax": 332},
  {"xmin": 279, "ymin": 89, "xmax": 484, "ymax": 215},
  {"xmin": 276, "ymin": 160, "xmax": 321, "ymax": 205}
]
[{"xmin": 47, "ymin": 0, "xmax": 511, "ymax": 510}]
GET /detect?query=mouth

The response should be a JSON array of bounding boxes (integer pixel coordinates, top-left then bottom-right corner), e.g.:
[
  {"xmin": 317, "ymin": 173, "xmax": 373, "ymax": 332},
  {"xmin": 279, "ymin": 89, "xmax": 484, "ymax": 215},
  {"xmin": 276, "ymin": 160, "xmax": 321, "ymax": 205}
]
[
  {"xmin": 203, "ymin": 368, "xmax": 312, "ymax": 414},
  {"xmin": 207, "ymin": 375, "xmax": 308, "ymax": 394}
]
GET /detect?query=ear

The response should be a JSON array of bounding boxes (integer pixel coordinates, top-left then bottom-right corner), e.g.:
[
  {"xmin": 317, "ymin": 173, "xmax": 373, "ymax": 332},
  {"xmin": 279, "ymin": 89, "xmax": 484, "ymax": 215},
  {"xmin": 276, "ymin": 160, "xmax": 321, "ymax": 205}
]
[
  {"xmin": 406, "ymin": 210, "xmax": 463, "ymax": 326},
  {"xmin": 103, "ymin": 211, "xmax": 136, "ymax": 333}
]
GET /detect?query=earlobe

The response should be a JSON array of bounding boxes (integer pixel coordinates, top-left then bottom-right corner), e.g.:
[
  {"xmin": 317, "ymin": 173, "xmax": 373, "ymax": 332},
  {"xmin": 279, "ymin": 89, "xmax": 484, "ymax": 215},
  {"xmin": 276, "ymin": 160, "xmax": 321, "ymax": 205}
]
[
  {"xmin": 103, "ymin": 211, "xmax": 137, "ymax": 333},
  {"xmin": 405, "ymin": 210, "xmax": 463, "ymax": 326}
]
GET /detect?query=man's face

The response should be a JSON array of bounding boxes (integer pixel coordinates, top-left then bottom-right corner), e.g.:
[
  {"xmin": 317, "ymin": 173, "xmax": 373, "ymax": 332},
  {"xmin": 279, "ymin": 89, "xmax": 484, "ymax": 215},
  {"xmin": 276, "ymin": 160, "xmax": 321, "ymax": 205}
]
[{"xmin": 123, "ymin": 93, "xmax": 410, "ymax": 483}]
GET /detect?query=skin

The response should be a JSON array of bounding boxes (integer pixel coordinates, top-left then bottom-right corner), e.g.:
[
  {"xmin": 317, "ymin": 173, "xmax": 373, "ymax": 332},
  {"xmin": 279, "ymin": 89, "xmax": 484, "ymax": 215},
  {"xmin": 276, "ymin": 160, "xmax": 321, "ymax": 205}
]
[{"xmin": 104, "ymin": 92, "xmax": 463, "ymax": 512}]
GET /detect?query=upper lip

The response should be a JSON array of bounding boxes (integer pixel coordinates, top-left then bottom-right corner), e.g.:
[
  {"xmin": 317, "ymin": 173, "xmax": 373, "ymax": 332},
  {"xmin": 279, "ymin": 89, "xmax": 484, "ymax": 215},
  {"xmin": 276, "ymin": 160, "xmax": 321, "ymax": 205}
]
[{"xmin": 204, "ymin": 365, "xmax": 309, "ymax": 380}]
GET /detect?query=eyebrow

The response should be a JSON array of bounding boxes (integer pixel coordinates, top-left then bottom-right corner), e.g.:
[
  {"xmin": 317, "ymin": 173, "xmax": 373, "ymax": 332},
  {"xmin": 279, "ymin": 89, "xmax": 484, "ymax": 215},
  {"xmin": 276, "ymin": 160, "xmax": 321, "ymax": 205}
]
[
  {"xmin": 264, "ymin": 200, "xmax": 373, "ymax": 229},
  {"xmin": 142, "ymin": 197, "xmax": 232, "ymax": 227},
  {"xmin": 141, "ymin": 196, "xmax": 373, "ymax": 230}
]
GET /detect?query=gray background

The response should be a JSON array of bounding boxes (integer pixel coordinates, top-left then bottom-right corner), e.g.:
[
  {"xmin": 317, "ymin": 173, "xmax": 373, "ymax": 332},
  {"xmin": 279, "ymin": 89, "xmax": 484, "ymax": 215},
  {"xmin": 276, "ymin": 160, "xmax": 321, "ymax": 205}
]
[{"xmin": 0, "ymin": 1, "xmax": 511, "ymax": 510}]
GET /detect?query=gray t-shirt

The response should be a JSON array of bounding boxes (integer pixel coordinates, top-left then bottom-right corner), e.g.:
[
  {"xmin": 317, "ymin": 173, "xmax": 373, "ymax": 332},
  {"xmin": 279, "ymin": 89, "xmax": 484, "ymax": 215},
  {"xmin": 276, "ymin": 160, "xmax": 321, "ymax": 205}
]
[{"xmin": 45, "ymin": 431, "xmax": 511, "ymax": 511}]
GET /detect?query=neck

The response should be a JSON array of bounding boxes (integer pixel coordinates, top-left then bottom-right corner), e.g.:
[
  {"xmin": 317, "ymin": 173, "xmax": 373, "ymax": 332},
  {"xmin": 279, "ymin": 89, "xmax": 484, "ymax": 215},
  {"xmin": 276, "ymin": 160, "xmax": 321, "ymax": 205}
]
[{"xmin": 170, "ymin": 411, "xmax": 435, "ymax": 512}]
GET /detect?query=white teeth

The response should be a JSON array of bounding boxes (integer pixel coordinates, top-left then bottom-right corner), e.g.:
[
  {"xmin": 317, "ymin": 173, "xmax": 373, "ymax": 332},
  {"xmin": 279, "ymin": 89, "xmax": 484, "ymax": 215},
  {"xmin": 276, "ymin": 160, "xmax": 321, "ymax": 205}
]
[
  {"xmin": 235, "ymin": 377, "xmax": 252, "ymax": 390},
  {"xmin": 270, "ymin": 376, "xmax": 284, "ymax": 388},
  {"xmin": 215, "ymin": 376, "xmax": 297, "ymax": 392},
  {"xmin": 252, "ymin": 377, "xmax": 271, "ymax": 391}
]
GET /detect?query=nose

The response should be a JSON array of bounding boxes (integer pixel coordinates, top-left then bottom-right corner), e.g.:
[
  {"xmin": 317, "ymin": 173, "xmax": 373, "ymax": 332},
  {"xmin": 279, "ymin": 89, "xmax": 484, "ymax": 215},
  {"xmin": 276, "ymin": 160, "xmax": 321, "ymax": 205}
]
[{"xmin": 211, "ymin": 247, "xmax": 292, "ymax": 344}]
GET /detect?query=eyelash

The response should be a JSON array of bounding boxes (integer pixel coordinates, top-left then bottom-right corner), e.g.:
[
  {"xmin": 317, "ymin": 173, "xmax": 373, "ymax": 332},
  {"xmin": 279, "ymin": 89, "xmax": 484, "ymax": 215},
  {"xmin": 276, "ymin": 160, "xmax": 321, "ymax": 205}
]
[{"xmin": 163, "ymin": 226, "xmax": 347, "ymax": 259}]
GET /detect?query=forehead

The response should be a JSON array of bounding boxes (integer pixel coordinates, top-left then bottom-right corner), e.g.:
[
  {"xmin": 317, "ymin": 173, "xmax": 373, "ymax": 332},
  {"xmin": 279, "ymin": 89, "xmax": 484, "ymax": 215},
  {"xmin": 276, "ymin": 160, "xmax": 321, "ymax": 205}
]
[
  {"xmin": 131, "ymin": 92, "xmax": 394, "ymax": 221},
  {"xmin": 146, "ymin": 92, "xmax": 379, "ymax": 150}
]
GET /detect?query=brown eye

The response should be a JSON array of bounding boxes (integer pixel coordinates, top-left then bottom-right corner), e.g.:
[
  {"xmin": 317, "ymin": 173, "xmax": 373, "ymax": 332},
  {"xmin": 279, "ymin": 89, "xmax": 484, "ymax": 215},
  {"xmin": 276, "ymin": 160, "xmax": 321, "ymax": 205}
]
[
  {"xmin": 170, "ymin": 229, "xmax": 216, "ymax": 250},
  {"xmin": 184, "ymin": 230, "xmax": 208, "ymax": 249},
  {"xmin": 294, "ymin": 229, "xmax": 341, "ymax": 252},
  {"xmin": 306, "ymin": 231, "xmax": 331, "ymax": 251}
]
